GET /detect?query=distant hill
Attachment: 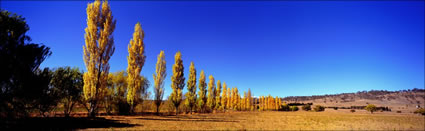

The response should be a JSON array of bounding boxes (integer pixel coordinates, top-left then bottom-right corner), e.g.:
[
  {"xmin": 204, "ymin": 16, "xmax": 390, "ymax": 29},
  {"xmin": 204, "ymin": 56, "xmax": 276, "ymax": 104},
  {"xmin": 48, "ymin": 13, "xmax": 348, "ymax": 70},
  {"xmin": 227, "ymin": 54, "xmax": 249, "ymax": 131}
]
[{"xmin": 282, "ymin": 88, "xmax": 425, "ymax": 112}]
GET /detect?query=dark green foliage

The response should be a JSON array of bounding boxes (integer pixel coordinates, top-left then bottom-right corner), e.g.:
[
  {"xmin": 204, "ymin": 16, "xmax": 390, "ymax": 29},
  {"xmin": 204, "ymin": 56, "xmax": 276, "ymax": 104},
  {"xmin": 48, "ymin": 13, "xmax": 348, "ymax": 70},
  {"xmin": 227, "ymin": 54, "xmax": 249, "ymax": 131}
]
[
  {"xmin": 0, "ymin": 10, "xmax": 52, "ymax": 118},
  {"xmin": 51, "ymin": 67, "xmax": 83, "ymax": 117},
  {"xmin": 413, "ymin": 108, "xmax": 425, "ymax": 115},
  {"xmin": 289, "ymin": 106, "xmax": 299, "ymax": 111},
  {"xmin": 280, "ymin": 104, "xmax": 290, "ymax": 111},
  {"xmin": 34, "ymin": 68, "xmax": 60, "ymax": 117},
  {"xmin": 313, "ymin": 105, "xmax": 325, "ymax": 112},
  {"xmin": 302, "ymin": 104, "xmax": 311, "ymax": 111}
]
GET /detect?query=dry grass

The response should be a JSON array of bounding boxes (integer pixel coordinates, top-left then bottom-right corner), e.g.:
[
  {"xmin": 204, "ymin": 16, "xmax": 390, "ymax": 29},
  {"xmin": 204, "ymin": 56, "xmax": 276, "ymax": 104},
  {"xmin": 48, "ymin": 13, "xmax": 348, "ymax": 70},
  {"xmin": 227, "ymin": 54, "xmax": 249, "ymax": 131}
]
[{"xmin": 81, "ymin": 109, "xmax": 425, "ymax": 130}]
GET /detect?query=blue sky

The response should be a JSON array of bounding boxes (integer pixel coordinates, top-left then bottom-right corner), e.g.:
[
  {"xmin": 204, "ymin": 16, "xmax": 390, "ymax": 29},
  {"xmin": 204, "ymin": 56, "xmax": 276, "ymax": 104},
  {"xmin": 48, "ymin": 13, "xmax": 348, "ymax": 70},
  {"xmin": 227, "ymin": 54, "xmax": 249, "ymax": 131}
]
[{"xmin": 1, "ymin": 1, "xmax": 424, "ymax": 98}]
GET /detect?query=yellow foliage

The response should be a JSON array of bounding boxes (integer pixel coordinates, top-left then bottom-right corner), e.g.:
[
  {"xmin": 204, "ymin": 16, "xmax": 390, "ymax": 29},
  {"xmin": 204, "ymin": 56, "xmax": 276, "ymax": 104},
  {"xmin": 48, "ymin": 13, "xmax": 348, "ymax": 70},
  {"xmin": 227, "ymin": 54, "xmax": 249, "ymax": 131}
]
[
  {"xmin": 82, "ymin": 0, "xmax": 116, "ymax": 117},
  {"xmin": 126, "ymin": 22, "xmax": 146, "ymax": 108},
  {"xmin": 185, "ymin": 62, "xmax": 197, "ymax": 113},
  {"xmin": 153, "ymin": 50, "xmax": 166, "ymax": 114},
  {"xmin": 221, "ymin": 82, "xmax": 227, "ymax": 109},
  {"xmin": 170, "ymin": 51, "xmax": 185, "ymax": 115},
  {"xmin": 197, "ymin": 70, "xmax": 207, "ymax": 112},
  {"xmin": 207, "ymin": 75, "xmax": 216, "ymax": 110},
  {"xmin": 215, "ymin": 80, "xmax": 222, "ymax": 110}
]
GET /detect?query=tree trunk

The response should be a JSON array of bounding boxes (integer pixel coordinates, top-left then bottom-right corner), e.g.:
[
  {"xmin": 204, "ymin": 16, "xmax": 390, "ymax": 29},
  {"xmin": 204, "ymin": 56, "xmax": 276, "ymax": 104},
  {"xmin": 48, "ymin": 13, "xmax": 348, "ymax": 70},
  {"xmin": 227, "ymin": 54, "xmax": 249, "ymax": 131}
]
[
  {"xmin": 156, "ymin": 106, "xmax": 160, "ymax": 116},
  {"xmin": 130, "ymin": 104, "xmax": 134, "ymax": 115},
  {"xmin": 88, "ymin": 101, "xmax": 97, "ymax": 118},
  {"xmin": 176, "ymin": 107, "xmax": 178, "ymax": 116}
]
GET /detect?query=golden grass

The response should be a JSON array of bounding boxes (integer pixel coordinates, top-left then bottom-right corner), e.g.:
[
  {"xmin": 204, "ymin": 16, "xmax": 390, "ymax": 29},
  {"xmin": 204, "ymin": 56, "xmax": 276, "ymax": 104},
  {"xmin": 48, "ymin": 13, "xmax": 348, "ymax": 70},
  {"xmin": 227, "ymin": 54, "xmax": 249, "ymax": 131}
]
[{"xmin": 85, "ymin": 110, "xmax": 425, "ymax": 130}]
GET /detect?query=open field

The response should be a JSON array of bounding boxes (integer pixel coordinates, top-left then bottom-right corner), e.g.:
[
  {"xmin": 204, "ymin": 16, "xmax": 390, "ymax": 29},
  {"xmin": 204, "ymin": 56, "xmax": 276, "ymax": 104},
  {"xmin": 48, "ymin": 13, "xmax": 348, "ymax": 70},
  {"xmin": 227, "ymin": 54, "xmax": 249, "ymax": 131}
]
[
  {"xmin": 95, "ymin": 110, "xmax": 424, "ymax": 130},
  {"xmin": 5, "ymin": 109, "xmax": 422, "ymax": 130}
]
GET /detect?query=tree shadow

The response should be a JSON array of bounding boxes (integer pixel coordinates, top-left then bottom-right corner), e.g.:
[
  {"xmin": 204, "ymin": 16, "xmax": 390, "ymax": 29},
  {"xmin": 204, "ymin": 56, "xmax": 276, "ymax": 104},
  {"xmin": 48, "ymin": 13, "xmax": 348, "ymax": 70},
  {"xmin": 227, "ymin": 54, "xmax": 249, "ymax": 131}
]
[
  {"xmin": 136, "ymin": 115, "xmax": 239, "ymax": 123},
  {"xmin": 0, "ymin": 117, "xmax": 138, "ymax": 130}
]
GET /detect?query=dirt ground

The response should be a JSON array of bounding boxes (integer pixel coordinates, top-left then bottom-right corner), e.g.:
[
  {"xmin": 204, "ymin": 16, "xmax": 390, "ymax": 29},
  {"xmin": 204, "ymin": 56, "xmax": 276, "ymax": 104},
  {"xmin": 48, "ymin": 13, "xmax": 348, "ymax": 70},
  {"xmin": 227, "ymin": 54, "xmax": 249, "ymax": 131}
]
[{"xmin": 81, "ymin": 109, "xmax": 425, "ymax": 130}]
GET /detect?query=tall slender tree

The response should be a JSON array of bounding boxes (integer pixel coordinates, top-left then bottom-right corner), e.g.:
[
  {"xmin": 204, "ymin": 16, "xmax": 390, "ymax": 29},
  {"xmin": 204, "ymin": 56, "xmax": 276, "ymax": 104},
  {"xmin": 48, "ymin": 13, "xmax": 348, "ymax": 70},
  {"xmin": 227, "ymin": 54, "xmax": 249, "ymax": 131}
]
[
  {"xmin": 221, "ymin": 82, "xmax": 227, "ymax": 110},
  {"xmin": 185, "ymin": 62, "xmax": 197, "ymax": 114},
  {"xmin": 170, "ymin": 51, "xmax": 185, "ymax": 115},
  {"xmin": 246, "ymin": 88, "xmax": 253, "ymax": 110},
  {"xmin": 215, "ymin": 80, "xmax": 222, "ymax": 110},
  {"xmin": 207, "ymin": 75, "xmax": 216, "ymax": 111},
  {"xmin": 126, "ymin": 22, "xmax": 146, "ymax": 114},
  {"xmin": 197, "ymin": 70, "xmax": 207, "ymax": 113},
  {"xmin": 227, "ymin": 87, "xmax": 232, "ymax": 109},
  {"xmin": 243, "ymin": 91, "xmax": 247, "ymax": 111},
  {"xmin": 153, "ymin": 51, "xmax": 166, "ymax": 115},
  {"xmin": 82, "ymin": 0, "xmax": 116, "ymax": 118}
]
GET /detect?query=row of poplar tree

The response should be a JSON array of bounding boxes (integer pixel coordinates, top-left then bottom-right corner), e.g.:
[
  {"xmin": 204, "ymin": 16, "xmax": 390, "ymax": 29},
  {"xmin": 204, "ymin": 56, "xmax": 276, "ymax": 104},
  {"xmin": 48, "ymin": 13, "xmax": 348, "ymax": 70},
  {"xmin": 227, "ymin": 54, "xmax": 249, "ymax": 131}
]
[{"xmin": 81, "ymin": 0, "xmax": 285, "ymax": 117}]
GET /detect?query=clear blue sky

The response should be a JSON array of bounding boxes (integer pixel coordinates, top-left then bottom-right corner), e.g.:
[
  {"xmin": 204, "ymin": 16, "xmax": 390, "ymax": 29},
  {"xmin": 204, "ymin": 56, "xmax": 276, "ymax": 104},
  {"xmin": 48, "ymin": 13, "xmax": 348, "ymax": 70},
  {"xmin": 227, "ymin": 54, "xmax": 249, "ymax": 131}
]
[{"xmin": 1, "ymin": 1, "xmax": 424, "ymax": 98}]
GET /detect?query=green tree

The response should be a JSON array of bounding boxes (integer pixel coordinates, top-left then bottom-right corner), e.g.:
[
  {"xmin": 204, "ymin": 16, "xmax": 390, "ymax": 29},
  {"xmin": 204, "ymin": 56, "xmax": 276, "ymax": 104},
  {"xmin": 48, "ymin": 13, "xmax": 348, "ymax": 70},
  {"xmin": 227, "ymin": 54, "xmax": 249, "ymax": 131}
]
[
  {"xmin": 197, "ymin": 70, "xmax": 207, "ymax": 113},
  {"xmin": 0, "ymin": 10, "xmax": 52, "ymax": 118},
  {"xmin": 365, "ymin": 104, "xmax": 377, "ymax": 114},
  {"xmin": 51, "ymin": 67, "xmax": 83, "ymax": 117},
  {"xmin": 35, "ymin": 68, "xmax": 58, "ymax": 117},
  {"xmin": 185, "ymin": 62, "xmax": 197, "ymax": 114},
  {"xmin": 153, "ymin": 51, "xmax": 166, "ymax": 115},
  {"xmin": 170, "ymin": 51, "xmax": 185, "ymax": 115},
  {"xmin": 109, "ymin": 71, "xmax": 128, "ymax": 114},
  {"xmin": 126, "ymin": 22, "xmax": 146, "ymax": 114},
  {"xmin": 82, "ymin": 0, "xmax": 116, "ymax": 118}
]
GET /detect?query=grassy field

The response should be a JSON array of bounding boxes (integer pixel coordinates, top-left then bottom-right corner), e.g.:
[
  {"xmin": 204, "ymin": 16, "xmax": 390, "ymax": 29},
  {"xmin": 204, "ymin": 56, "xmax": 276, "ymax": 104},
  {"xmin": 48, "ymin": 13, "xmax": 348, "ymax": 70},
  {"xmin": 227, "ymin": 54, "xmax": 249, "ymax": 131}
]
[{"xmin": 81, "ymin": 110, "xmax": 425, "ymax": 130}]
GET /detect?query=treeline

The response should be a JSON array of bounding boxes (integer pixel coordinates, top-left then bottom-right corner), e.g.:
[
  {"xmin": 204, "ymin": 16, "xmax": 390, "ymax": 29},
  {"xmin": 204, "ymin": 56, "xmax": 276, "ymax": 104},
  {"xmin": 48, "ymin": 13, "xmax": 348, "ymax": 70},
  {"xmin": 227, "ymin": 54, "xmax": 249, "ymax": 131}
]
[
  {"xmin": 283, "ymin": 88, "xmax": 425, "ymax": 102},
  {"xmin": 0, "ymin": 0, "xmax": 288, "ymax": 119}
]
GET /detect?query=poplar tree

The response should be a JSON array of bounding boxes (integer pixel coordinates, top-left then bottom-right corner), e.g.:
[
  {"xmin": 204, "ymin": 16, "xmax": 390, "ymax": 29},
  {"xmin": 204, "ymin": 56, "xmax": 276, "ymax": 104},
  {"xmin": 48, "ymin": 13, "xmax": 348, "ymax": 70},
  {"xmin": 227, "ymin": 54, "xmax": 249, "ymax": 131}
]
[
  {"xmin": 126, "ymin": 22, "xmax": 146, "ymax": 114},
  {"xmin": 232, "ymin": 87, "xmax": 239, "ymax": 110},
  {"xmin": 207, "ymin": 75, "xmax": 216, "ymax": 111},
  {"xmin": 243, "ymin": 91, "xmax": 247, "ymax": 111},
  {"xmin": 185, "ymin": 62, "xmax": 197, "ymax": 114},
  {"xmin": 215, "ymin": 80, "xmax": 222, "ymax": 110},
  {"xmin": 221, "ymin": 82, "xmax": 227, "ymax": 110},
  {"xmin": 227, "ymin": 87, "xmax": 232, "ymax": 109},
  {"xmin": 153, "ymin": 51, "xmax": 166, "ymax": 115},
  {"xmin": 247, "ymin": 88, "xmax": 252, "ymax": 111},
  {"xmin": 197, "ymin": 70, "xmax": 207, "ymax": 112},
  {"xmin": 170, "ymin": 51, "xmax": 185, "ymax": 115},
  {"xmin": 275, "ymin": 96, "xmax": 279, "ymax": 110},
  {"xmin": 82, "ymin": 0, "xmax": 116, "ymax": 118},
  {"xmin": 277, "ymin": 98, "xmax": 282, "ymax": 110}
]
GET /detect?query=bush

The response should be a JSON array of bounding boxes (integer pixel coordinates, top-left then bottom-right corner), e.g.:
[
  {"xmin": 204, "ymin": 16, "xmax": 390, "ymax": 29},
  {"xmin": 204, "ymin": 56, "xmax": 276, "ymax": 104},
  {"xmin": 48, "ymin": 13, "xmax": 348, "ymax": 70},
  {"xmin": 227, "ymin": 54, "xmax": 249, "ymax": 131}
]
[
  {"xmin": 313, "ymin": 105, "xmax": 325, "ymax": 112},
  {"xmin": 333, "ymin": 107, "xmax": 338, "ymax": 110},
  {"xmin": 365, "ymin": 104, "xmax": 377, "ymax": 114},
  {"xmin": 350, "ymin": 109, "xmax": 355, "ymax": 113},
  {"xmin": 414, "ymin": 108, "xmax": 425, "ymax": 115},
  {"xmin": 290, "ymin": 106, "xmax": 299, "ymax": 111},
  {"xmin": 302, "ymin": 105, "xmax": 311, "ymax": 111},
  {"xmin": 396, "ymin": 111, "xmax": 402, "ymax": 113},
  {"xmin": 280, "ymin": 104, "xmax": 290, "ymax": 111}
]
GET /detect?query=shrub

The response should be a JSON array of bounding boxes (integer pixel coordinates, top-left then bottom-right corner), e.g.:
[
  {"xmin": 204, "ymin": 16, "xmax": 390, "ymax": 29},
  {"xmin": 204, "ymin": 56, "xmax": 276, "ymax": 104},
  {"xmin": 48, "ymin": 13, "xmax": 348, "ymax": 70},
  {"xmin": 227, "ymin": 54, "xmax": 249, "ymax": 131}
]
[
  {"xmin": 290, "ymin": 106, "xmax": 299, "ymax": 111},
  {"xmin": 280, "ymin": 104, "xmax": 290, "ymax": 111},
  {"xmin": 302, "ymin": 105, "xmax": 311, "ymax": 111},
  {"xmin": 414, "ymin": 108, "xmax": 425, "ymax": 115},
  {"xmin": 396, "ymin": 111, "xmax": 402, "ymax": 113},
  {"xmin": 350, "ymin": 109, "xmax": 355, "ymax": 113},
  {"xmin": 365, "ymin": 104, "xmax": 377, "ymax": 114},
  {"xmin": 313, "ymin": 105, "xmax": 325, "ymax": 112},
  {"xmin": 333, "ymin": 107, "xmax": 338, "ymax": 110}
]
